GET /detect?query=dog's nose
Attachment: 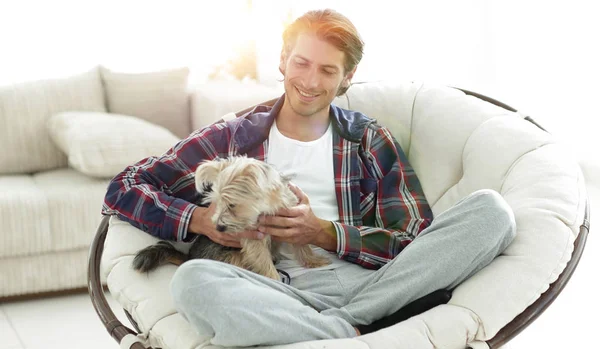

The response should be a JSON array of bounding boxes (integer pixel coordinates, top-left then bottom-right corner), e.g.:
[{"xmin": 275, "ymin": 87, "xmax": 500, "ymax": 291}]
[{"xmin": 216, "ymin": 224, "xmax": 227, "ymax": 232}]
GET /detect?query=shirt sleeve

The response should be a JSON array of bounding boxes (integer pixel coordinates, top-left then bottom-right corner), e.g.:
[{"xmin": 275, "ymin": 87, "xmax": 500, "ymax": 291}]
[
  {"xmin": 101, "ymin": 124, "xmax": 230, "ymax": 242},
  {"xmin": 334, "ymin": 125, "xmax": 433, "ymax": 269}
]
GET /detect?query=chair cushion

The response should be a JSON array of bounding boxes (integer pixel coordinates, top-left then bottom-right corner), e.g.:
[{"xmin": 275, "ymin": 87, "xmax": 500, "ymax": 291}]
[
  {"xmin": 103, "ymin": 81, "xmax": 586, "ymax": 349},
  {"xmin": 47, "ymin": 111, "xmax": 180, "ymax": 178},
  {"xmin": 0, "ymin": 68, "xmax": 106, "ymax": 174},
  {"xmin": 345, "ymin": 81, "xmax": 586, "ymax": 342}
]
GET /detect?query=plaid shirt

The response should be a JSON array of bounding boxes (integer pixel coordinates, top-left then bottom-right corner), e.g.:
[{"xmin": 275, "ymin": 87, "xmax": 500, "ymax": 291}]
[{"xmin": 102, "ymin": 95, "xmax": 433, "ymax": 269}]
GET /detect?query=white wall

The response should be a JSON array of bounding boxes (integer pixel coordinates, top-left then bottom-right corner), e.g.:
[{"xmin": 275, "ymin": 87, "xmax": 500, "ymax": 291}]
[{"xmin": 0, "ymin": 0, "xmax": 252, "ymax": 84}]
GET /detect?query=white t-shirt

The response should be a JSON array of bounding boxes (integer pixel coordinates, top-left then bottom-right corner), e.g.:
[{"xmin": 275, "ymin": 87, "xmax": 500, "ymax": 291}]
[{"xmin": 266, "ymin": 120, "xmax": 351, "ymax": 278}]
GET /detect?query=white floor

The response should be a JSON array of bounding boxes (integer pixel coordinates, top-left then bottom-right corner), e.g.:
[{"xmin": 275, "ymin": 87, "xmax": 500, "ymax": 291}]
[
  {"xmin": 2, "ymin": 186, "xmax": 597, "ymax": 349},
  {"xmin": 1, "ymin": 290, "xmax": 127, "ymax": 349}
]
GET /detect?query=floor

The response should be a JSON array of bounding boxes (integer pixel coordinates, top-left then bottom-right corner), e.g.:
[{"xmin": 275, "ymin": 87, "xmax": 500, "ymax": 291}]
[{"xmin": 2, "ymin": 186, "xmax": 597, "ymax": 349}]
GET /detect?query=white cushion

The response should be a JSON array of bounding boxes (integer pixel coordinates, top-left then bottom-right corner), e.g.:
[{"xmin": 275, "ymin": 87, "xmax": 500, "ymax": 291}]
[
  {"xmin": 101, "ymin": 66, "xmax": 191, "ymax": 139},
  {"xmin": 0, "ymin": 68, "xmax": 105, "ymax": 174},
  {"xmin": 47, "ymin": 111, "xmax": 180, "ymax": 178},
  {"xmin": 345, "ymin": 81, "xmax": 586, "ymax": 343},
  {"xmin": 0, "ymin": 167, "xmax": 109, "ymax": 297},
  {"xmin": 190, "ymin": 80, "xmax": 283, "ymax": 130},
  {"xmin": 336, "ymin": 81, "xmax": 417, "ymax": 153},
  {"xmin": 1, "ymin": 248, "xmax": 96, "ymax": 298},
  {"xmin": 103, "ymin": 81, "xmax": 587, "ymax": 349},
  {"xmin": 0, "ymin": 168, "xmax": 109, "ymax": 258},
  {"xmin": 0, "ymin": 175, "xmax": 50, "ymax": 257}
]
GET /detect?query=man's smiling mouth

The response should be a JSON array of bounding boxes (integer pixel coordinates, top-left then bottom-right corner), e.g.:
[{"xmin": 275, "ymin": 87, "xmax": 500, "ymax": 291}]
[{"xmin": 295, "ymin": 86, "xmax": 319, "ymax": 101}]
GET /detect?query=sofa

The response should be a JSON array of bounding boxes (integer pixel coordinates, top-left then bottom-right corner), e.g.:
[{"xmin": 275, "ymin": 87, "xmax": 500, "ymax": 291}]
[
  {"xmin": 0, "ymin": 66, "xmax": 283, "ymax": 299},
  {"xmin": 96, "ymin": 81, "xmax": 588, "ymax": 348}
]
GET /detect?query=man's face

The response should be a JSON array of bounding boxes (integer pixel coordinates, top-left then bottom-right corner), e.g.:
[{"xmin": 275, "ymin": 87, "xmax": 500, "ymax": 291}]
[{"xmin": 280, "ymin": 32, "xmax": 354, "ymax": 118}]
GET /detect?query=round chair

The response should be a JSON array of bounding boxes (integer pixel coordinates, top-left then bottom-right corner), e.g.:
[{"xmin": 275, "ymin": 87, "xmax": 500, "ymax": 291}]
[{"xmin": 88, "ymin": 81, "xmax": 590, "ymax": 349}]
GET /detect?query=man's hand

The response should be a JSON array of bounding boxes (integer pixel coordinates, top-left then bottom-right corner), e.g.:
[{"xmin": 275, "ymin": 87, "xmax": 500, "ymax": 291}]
[
  {"xmin": 258, "ymin": 183, "xmax": 337, "ymax": 251},
  {"xmin": 189, "ymin": 203, "xmax": 264, "ymax": 248}
]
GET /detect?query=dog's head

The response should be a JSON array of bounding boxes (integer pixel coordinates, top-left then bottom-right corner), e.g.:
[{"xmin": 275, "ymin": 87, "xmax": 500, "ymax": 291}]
[{"xmin": 194, "ymin": 156, "xmax": 296, "ymax": 233}]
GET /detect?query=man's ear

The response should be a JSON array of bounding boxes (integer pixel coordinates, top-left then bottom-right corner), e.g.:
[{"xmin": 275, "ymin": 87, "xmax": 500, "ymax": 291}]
[{"xmin": 343, "ymin": 66, "xmax": 357, "ymax": 87}]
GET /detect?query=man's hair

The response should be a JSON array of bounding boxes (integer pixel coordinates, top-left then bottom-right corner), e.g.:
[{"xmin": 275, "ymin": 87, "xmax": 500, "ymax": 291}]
[{"xmin": 281, "ymin": 9, "xmax": 364, "ymax": 96}]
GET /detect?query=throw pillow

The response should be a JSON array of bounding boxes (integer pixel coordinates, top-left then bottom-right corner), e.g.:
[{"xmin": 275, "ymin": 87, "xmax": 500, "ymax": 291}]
[
  {"xmin": 47, "ymin": 111, "xmax": 180, "ymax": 178},
  {"xmin": 100, "ymin": 66, "xmax": 191, "ymax": 138},
  {"xmin": 0, "ymin": 67, "xmax": 105, "ymax": 174}
]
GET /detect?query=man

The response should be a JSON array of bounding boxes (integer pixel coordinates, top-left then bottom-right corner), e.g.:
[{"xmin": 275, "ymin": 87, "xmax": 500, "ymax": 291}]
[{"xmin": 103, "ymin": 9, "xmax": 516, "ymax": 347}]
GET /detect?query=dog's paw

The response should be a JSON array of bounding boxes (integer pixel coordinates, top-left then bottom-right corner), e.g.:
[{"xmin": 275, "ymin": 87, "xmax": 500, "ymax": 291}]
[
  {"xmin": 302, "ymin": 255, "xmax": 331, "ymax": 268},
  {"xmin": 260, "ymin": 266, "xmax": 281, "ymax": 281},
  {"xmin": 267, "ymin": 270, "xmax": 281, "ymax": 281}
]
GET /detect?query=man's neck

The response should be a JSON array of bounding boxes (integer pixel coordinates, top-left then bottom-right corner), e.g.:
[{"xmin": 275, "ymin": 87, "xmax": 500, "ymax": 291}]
[{"xmin": 277, "ymin": 101, "xmax": 330, "ymax": 142}]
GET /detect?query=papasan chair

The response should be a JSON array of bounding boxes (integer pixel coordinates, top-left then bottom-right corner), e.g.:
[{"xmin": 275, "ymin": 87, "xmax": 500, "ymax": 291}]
[{"xmin": 88, "ymin": 81, "xmax": 590, "ymax": 349}]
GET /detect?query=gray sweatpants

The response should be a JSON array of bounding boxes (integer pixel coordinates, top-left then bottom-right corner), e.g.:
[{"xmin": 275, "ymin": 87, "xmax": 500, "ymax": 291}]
[{"xmin": 170, "ymin": 189, "xmax": 516, "ymax": 347}]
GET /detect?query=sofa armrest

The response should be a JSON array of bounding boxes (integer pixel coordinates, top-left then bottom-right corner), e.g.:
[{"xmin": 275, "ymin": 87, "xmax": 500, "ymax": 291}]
[{"xmin": 189, "ymin": 80, "xmax": 283, "ymax": 131}]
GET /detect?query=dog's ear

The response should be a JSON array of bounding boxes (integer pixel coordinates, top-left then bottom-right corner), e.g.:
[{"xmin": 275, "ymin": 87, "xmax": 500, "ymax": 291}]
[
  {"xmin": 252, "ymin": 161, "xmax": 285, "ymax": 189},
  {"xmin": 195, "ymin": 159, "xmax": 228, "ymax": 192}
]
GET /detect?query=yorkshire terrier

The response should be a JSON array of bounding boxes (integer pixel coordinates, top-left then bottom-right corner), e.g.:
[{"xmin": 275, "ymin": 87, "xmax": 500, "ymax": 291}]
[{"xmin": 132, "ymin": 156, "xmax": 330, "ymax": 280}]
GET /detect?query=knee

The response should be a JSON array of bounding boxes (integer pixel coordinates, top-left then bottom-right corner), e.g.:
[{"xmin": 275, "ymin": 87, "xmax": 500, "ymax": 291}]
[
  {"xmin": 171, "ymin": 260, "xmax": 202, "ymax": 308},
  {"xmin": 170, "ymin": 259, "xmax": 229, "ymax": 308},
  {"xmin": 470, "ymin": 189, "xmax": 517, "ymax": 247}
]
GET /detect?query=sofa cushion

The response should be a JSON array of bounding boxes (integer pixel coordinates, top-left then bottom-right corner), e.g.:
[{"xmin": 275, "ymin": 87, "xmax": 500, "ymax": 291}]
[
  {"xmin": 47, "ymin": 111, "xmax": 180, "ymax": 178},
  {"xmin": 0, "ymin": 248, "xmax": 94, "ymax": 298},
  {"xmin": 0, "ymin": 168, "xmax": 109, "ymax": 258},
  {"xmin": 101, "ymin": 66, "xmax": 191, "ymax": 139},
  {"xmin": 190, "ymin": 80, "xmax": 283, "ymax": 130},
  {"xmin": 0, "ymin": 68, "xmax": 106, "ymax": 175}
]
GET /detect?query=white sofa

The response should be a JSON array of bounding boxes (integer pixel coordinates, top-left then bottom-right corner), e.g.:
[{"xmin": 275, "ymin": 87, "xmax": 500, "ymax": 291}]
[
  {"xmin": 99, "ymin": 81, "xmax": 588, "ymax": 348},
  {"xmin": 0, "ymin": 67, "xmax": 283, "ymax": 298}
]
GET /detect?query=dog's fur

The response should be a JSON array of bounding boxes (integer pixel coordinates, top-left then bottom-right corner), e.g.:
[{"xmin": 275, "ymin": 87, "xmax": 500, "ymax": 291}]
[{"xmin": 133, "ymin": 156, "xmax": 330, "ymax": 280}]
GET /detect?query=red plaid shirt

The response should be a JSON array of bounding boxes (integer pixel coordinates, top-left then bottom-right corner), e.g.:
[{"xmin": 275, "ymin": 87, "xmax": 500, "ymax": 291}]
[{"xmin": 102, "ymin": 95, "xmax": 433, "ymax": 269}]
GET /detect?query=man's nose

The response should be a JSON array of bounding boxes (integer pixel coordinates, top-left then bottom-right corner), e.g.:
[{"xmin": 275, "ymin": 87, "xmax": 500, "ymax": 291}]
[{"xmin": 304, "ymin": 68, "xmax": 320, "ymax": 89}]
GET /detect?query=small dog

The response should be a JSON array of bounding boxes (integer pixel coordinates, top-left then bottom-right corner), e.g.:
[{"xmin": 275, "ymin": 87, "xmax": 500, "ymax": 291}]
[{"xmin": 133, "ymin": 156, "xmax": 330, "ymax": 280}]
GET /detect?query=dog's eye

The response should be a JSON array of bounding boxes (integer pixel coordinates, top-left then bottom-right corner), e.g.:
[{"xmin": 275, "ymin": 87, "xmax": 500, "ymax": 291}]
[{"xmin": 228, "ymin": 204, "xmax": 236, "ymax": 210}]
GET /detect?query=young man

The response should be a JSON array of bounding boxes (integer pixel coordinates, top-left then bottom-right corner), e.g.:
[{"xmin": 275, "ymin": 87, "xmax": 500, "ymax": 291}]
[{"xmin": 102, "ymin": 9, "xmax": 516, "ymax": 347}]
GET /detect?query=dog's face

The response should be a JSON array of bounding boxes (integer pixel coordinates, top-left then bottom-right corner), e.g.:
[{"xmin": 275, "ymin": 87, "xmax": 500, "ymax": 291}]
[{"xmin": 195, "ymin": 157, "xmax": 293, "ymax": 233}]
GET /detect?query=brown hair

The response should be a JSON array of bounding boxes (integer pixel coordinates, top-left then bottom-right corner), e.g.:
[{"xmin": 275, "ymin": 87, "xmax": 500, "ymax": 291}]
[{"xmin": 281, "ymin": 9, "xmax": 364, "ymax": 95}]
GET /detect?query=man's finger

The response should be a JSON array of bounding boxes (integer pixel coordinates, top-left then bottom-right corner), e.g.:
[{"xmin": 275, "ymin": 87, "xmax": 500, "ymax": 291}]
[
  {"xmin": 258, "ymin": 225, "xmax": 293, "ymax": 238},
  {"xmin": 288, "ymin": 183, "xmax": 309, "ymax": 204},
  {"xmin": 214, "ymin": 237, "xmax": 241, "ymax": 248},
  {"xmin": 271, "ymin": 204, "xmax": 306, "ymax": 218},
  {"xmin": 208, "ymin": 231, "xmax": 243, "ymax": 248},
  {"xmin": 280, "ymin": 208, "xmax": 296, "ymax": 217},
  {"xmin": 260, "ymin": 215, "xmax": 293, "ymax": 227}
]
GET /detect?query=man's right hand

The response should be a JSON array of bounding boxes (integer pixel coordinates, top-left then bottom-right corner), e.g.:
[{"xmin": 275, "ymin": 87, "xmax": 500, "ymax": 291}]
[{"xmin": 188, "ymin": 203, "xmax": 265, "ymax": 248}]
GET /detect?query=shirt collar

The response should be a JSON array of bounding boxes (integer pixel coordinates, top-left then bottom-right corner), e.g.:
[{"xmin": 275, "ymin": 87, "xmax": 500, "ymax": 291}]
[{"xmin": 231, "ymin": 94, "xmax": 374, "ymax": 153}]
